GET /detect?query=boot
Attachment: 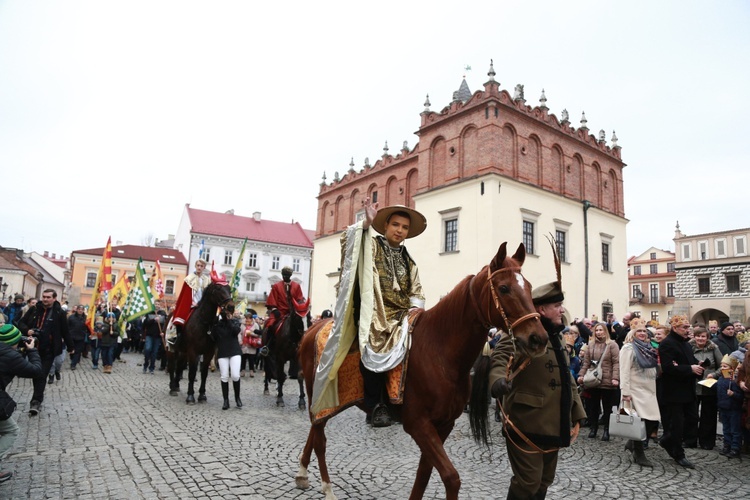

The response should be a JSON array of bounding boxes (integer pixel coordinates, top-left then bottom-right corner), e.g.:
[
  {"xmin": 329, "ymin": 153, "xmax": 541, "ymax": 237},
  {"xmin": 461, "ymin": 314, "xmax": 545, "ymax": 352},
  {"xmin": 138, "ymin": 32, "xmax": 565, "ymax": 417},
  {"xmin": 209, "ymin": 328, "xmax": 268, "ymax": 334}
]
[
  {"xmin": 601, "ymin": 427, "xmax": 610, "ymax": 441},
  {"xmin": 624, "ymin": 440, "xmax": 634, "ymax": 451},
  {"xmin": 221, "ymin": 382, "xmax": 230, "ymax": 410},
  {"xmin": 728, "ymin": 449, "xmax": 742, "ymax": 460},
  {"xmin": 632, "ymin": 440, "xmax": 653, "ymax": 467},
  {"xmin": 233, "ymin": 380, "xmax": 243, "ymax": 408},
  {"xmin": 720, "ymin": 443, "xmax": 730, "ymax": 456},
  {"xmin": 588, "ymin": 424, "xmax": 598, "ymax": 439},
  {"xmin": 48, "ymin": 374, "xmax": 54, "ymax": 385}
]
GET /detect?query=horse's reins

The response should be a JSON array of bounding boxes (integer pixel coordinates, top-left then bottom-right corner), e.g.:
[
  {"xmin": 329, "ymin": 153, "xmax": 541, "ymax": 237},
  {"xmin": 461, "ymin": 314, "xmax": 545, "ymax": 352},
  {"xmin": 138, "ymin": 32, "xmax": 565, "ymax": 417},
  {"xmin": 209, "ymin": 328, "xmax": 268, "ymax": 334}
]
[
  {"xmin": 468, "ymin": 266, "xmax": 566, "ymax": 454},
  {"xmin": 468, "ymin": 265, "xmax": 540, "ymax": 342}
]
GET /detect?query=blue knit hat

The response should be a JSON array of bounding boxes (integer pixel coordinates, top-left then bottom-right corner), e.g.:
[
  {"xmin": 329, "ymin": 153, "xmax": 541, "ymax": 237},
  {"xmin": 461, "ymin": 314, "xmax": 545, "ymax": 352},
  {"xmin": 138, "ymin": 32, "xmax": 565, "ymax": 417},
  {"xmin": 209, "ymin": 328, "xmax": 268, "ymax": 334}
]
[{"xmin": 0, "ymin": 324, "xmax": 23, "ymax": 345}]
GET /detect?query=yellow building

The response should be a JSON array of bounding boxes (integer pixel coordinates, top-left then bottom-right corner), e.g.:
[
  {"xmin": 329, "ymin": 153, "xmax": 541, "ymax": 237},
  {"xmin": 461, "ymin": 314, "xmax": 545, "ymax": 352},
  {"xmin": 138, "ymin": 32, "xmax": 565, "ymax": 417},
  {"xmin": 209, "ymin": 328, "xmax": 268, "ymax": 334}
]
[{"xmin": 70, "ymin": 245, "xmax": 188, "ymax": 309}]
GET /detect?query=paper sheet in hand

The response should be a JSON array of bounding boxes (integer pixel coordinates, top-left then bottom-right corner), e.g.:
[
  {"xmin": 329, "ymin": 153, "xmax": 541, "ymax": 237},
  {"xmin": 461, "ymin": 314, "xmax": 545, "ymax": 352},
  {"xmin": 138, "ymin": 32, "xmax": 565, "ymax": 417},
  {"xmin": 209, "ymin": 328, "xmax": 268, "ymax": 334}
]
[{"xmin": 698, "ymin": 378, "xmax": 717, "ymax": 388}]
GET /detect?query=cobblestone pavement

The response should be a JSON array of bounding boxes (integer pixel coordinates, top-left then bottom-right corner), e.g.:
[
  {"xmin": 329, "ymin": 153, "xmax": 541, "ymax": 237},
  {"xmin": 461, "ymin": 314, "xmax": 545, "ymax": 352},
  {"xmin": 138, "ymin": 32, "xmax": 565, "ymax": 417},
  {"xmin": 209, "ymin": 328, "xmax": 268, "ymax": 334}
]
[{"xmin": 1, "ymin": 351, "xmax": 746, "ymax": 499}]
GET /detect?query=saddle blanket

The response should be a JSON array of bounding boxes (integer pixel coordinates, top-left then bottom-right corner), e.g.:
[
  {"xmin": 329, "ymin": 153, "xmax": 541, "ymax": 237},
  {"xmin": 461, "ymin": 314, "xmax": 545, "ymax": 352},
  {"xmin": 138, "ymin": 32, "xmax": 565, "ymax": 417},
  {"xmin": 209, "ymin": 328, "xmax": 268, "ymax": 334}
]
[{"xmin": 312, "ymin": 321, "xmax": 408, "ymax": 424}]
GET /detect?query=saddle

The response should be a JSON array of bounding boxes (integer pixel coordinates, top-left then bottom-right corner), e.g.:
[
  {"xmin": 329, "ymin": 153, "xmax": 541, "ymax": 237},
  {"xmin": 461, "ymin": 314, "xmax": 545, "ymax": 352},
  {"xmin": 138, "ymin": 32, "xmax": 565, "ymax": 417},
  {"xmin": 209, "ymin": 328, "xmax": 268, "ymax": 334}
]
[{"xmin": 311, "ymin": 313, "xmax": 420, "ymax": 424}]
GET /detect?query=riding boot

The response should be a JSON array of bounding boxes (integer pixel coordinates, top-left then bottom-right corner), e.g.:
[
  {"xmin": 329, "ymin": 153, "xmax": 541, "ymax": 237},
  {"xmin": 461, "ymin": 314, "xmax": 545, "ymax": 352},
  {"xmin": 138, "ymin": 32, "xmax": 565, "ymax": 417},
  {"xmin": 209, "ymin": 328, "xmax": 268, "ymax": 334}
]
[
  {"xmin": 233, "ymin": 380, "xmax": 243, "ymax": 408},
  {"xmin": 588, "ymin": 424, "xmax": 598, "ymax": 439},
  {"xmin": 632, "ymin": 440, "xmax": 653, "ymax": 467},
  {"xmin": 221, "ymin": 381, "xmax": 230, "ymax": 410}
]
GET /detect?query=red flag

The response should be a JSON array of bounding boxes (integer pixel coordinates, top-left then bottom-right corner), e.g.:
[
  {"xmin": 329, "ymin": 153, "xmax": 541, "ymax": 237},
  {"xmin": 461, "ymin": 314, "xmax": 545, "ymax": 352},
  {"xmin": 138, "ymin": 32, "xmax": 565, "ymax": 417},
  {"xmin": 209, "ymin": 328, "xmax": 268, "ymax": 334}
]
[{"xmin": 101, "ymin": 237, "xmax": 113, "ymax": 292}]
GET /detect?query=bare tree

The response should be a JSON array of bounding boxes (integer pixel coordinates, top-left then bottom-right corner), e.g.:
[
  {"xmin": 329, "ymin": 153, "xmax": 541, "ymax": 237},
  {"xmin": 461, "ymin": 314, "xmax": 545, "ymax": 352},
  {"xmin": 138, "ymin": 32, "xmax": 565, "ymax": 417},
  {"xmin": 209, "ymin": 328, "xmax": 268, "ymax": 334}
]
[{"xmin": 141, "ymin": 232, "xmax": 155, "ymax": 247}]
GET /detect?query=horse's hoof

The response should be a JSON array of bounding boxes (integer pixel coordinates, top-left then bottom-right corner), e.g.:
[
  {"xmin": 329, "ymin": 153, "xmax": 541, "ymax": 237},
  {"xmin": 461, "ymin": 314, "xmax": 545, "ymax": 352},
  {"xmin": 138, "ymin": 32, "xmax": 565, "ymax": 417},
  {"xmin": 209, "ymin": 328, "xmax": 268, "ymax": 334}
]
[
  {"xmin": 186, "ymin": 395, "xmax": 196, "ymax": 405},
  {"xmin": 298, "ymin": 399, "xmax": 306, "ymax": 410},
  {"xmin": 169, "ymin": 390, "xmax": 179, "ymax": 396},
  {"xmin": 198, "ymin": 394, "xmax": 207, "ymax": 403},
  {"xmin": 295, "ymin": 476, "xmax": 310, "ymax": 489},
  {"xmin": 276, "ymin": 397, "xmax": 285, "ymax": 407},
  {"xmin": 263, "ymin": 389, "xmax": 270, "ymax": 396}
]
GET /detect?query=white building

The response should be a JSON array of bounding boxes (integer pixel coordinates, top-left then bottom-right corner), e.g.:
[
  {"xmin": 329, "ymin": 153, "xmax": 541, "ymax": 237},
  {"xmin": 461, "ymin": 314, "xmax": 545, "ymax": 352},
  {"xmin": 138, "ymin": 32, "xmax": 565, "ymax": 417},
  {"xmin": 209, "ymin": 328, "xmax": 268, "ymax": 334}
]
[
  {"xmin": 672, "ymin": 223, "xmax": 750, "ymax": 324},
  {"xmin": 174, "ymin": 205, "xmax": 314, "ymax": 312}
]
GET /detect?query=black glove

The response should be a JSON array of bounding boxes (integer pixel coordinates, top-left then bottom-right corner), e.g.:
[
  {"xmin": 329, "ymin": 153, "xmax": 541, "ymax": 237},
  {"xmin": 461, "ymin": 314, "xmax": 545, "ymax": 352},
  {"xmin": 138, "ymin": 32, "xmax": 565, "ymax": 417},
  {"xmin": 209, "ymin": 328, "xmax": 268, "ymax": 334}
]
[{"xmin": 491, "ymin": 378, "xmax": 513, "ymax": 398}]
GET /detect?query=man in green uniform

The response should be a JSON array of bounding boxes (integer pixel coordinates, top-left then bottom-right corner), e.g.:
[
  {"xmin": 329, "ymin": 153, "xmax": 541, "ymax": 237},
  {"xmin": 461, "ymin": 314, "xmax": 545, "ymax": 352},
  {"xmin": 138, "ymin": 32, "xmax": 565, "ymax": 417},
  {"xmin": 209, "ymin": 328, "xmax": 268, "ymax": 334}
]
[{"xmin": 489, "ymin": 278, "xmax": 585, "ymax": 499}]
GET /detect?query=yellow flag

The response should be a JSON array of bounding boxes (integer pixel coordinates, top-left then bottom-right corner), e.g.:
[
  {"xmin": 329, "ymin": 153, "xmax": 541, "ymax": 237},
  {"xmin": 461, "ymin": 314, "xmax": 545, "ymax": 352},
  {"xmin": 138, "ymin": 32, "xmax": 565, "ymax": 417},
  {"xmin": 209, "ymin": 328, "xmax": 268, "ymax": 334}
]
[{"xmin": 111, "ymin": 269, "xmax": 131, "ymax": 308}]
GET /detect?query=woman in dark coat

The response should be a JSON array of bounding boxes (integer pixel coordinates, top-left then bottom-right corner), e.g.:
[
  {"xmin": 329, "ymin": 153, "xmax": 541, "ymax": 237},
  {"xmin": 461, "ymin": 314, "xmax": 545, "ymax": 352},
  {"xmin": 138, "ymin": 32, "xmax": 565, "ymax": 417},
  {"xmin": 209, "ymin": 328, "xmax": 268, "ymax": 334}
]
[{"xmin": 214, "ymin": 305, "xmax": 242, "ymax": 410}]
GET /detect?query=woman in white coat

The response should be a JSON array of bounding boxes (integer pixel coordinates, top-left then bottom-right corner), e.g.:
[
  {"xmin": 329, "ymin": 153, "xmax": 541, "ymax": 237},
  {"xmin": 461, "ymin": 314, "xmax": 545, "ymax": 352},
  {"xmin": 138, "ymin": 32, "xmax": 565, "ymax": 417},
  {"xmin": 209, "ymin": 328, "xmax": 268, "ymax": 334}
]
[{"xmin": 619, "ymin": 317, "xmax": 661, "ymax": 467}]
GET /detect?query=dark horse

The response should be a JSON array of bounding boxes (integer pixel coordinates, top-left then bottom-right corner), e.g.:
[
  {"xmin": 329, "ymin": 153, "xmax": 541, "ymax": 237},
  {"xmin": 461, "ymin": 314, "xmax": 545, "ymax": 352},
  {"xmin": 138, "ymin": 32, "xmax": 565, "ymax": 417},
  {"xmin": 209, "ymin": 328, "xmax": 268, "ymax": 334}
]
[
  {"xmin": 263, "ymin": 309, "xmax": 307, "ymax": 409},
  {"xmin": 167, "ymin": 282, "xmax": 232, "ymax": 403},
  {"xmin": 295, "ymin": 242, "xmax": 548, "ymax": 500}
]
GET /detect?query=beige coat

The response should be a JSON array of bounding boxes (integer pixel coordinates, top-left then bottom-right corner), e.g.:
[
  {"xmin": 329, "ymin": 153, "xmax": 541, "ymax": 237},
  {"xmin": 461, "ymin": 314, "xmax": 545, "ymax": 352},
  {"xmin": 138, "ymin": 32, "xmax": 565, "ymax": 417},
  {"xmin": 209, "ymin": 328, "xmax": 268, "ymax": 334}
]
[
  {"xmin": 579, "ymin": 339, "xmax": 620, "ymax": 389},
  {"xmin": 618, "ymin": 343, "xmax": 660, "ymax": 421}
]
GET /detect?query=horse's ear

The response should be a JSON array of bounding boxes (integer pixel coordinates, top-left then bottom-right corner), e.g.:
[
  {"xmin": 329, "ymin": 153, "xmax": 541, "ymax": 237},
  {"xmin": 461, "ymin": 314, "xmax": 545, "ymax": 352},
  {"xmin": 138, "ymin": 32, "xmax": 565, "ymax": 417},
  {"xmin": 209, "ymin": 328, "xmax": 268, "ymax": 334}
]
[
  {"xmin": 490, "ymin": 242, "xmax": 508, "ymax": 271},
  {"xmin": 511, "ymin": 243, "xmax": 526, "ymax": 266}
]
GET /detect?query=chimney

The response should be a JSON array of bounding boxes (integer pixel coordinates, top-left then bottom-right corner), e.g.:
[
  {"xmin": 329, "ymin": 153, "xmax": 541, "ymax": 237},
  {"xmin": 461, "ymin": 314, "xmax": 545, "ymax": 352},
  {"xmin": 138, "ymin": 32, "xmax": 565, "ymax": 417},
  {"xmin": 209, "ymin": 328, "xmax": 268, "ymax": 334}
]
[
  {"xmin": 44, "ymin": 251, "xmax": 49, "ymax": 257},
  {"xmin": 253, "ymin": 212, "xmax": 261, "ymax": 222},
  {"xmin": 168, "ymin": 234, "xmax": 174, "ymax": 240},
  {"xmin": 52, "ymin": 253, "xmax": 56, "ymax": 259}
]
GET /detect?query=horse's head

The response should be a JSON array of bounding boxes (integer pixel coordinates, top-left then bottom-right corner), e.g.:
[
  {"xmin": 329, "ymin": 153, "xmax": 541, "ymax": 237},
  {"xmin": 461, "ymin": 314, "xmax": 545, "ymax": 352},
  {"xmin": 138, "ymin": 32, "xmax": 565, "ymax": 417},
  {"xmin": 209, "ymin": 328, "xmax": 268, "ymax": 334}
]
[
  {"xmin": 204, "ymin": 282, "xmax": 232, "ymax": 308},
  {"xmin": 482, "ymin": 242, "xmax": 548, "ymax": 357}
]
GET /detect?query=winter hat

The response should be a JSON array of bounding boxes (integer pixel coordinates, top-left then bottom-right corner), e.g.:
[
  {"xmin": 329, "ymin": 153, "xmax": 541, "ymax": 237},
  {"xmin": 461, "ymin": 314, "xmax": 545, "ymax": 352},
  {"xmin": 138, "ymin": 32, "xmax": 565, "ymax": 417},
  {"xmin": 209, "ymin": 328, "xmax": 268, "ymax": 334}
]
[
  {"xmin": 0, "ymin": 324, "xmax": 23, "ymax": 345},
  {"xmin": 669, "ymin": 315, "xmax": 689, "ymax": 329},
  {"xmin": 630, "ymin": 317, "xmax": 648, "ymax": 331},
  {"xmin": 721, "ymin": 354, "xmax": 739, "ymax": 370},
  {"xmin": 720, "ymin": 321, "xmax": 734, "ymax": 333}
]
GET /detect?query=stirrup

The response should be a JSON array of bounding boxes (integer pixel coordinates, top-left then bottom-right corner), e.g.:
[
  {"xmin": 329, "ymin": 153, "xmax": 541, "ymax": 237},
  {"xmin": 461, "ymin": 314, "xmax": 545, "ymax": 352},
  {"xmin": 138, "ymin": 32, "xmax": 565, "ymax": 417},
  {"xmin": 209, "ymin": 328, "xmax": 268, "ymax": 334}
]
[{"xmin": 371, "ymin": 404, "xmax": 392, "ymax": 428}]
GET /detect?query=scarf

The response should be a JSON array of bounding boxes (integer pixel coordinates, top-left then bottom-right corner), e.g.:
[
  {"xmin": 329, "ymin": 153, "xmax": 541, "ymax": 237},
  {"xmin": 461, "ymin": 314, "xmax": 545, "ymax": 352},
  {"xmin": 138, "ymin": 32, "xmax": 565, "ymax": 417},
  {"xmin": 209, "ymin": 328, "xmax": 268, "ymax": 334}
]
[{"xmin": 633, "ymin": 338, "xmax": 658, "ymax": 369}]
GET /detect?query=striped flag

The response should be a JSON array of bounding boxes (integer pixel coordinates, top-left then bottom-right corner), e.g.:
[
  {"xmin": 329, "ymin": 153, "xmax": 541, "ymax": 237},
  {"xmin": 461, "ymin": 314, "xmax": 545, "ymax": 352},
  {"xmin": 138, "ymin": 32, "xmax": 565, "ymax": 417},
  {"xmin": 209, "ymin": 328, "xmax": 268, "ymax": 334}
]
[
  {"xmin": 150, "ymin": 260, "xmax": 165, "ymax": 299},
  {"xmin": 86, "ymin": 237, "xmax": 112, "ymax": 333},
  {"xmin": 122, "ymin": 258, "xmax": 156, "ymax": 322},
  {"xmin": 230, "ymin": 238, "xmax": 247, "ymax": 298}
]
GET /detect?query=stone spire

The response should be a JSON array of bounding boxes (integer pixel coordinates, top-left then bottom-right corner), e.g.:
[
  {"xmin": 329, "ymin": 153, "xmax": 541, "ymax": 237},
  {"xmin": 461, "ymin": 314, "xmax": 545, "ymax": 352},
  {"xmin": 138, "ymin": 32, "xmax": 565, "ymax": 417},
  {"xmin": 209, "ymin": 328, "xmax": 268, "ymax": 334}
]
[
  {"xmin": 579, "ymin": 111, "xmax": 588, "ymax": 131},
  {"xmin": 456, "ymin": 78, "xmax": 472, "ymax": 103},
  {"xmin": 560, "ymin": 108, "xmax": 570, "ymax": 125},
  {"xmin": 321, "ymin": 171, "xmax": 327, "ymax": 186},
  {"xmin": 348, "ymin": 157, "xmax": 355, "ymax": 174},
  {"xmin": 487, "ymin": 59, "xmax": 496, "ymax": 82},
  {"xmin": 333, "ymin": 171, "xmax": 340, "ymax": 182},
  {"xmin": 674, "ymin": 221, "xmax": 684, "ymax": 239},
  {"xmin": 611, "ymin": 130, "xmax": 619, "ymax": 148},
  {"xmin": 539, "ymin": 89, "xmax": 548, "ymax": 109},
  {"xmin": 383, "ymin": 141, "xmax": 389, "ymax": 157},
  {"xmin": 423, "ymin": 94, "xmax": 431, "ymax": 113},
  {"xmin": 598, "ymin": 129, "xmax": 606, "ymax": 144}
]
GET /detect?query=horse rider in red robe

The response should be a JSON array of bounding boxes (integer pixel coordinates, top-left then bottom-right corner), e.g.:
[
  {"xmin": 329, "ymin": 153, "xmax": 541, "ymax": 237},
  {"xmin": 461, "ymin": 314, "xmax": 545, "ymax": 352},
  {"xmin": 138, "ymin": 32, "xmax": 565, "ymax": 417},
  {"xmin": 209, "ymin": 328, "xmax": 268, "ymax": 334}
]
[{"xmin": 265, "ymin": 266, "xmax": 309, "ymax": 336}]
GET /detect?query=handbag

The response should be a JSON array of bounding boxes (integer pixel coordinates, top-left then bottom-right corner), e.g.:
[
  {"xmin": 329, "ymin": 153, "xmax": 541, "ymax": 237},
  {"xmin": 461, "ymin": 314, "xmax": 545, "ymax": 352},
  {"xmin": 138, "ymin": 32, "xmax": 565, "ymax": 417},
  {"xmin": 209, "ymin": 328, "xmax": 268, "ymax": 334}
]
[
  {"xmin": 249, "ymin": 336, "xmax": 263, "ymax": 348},
  {"xmin": 609, "ymin": 401, "xmax": 647, "ymax": 441},
  {"xmin": 0, "ymin": 389, "xmax": 17, "ymax": 421},
  {"xmin": 582, "ymin": 343, "xmax": 609, "ymax": 389}
]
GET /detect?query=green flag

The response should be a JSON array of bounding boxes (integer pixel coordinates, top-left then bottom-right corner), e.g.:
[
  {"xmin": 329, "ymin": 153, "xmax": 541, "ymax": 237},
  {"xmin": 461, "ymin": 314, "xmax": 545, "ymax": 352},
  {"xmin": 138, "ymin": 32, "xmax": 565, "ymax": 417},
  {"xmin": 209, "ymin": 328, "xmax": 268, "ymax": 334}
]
[
  {"xmin": 231, "ymin": 237, "xmax": 247, "ymax": 299},
  {"xmin": 122, "ymin": 257, "xmax": 156, "ymax": 323}
]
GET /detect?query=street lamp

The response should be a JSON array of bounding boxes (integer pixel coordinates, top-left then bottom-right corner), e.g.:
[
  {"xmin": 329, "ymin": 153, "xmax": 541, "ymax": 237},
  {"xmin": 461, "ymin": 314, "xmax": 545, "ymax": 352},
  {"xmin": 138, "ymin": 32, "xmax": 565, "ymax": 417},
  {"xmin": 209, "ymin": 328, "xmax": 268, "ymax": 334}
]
[{"xmin": 1, "ymin": 280, "xmax": 8, "ymax": 300}]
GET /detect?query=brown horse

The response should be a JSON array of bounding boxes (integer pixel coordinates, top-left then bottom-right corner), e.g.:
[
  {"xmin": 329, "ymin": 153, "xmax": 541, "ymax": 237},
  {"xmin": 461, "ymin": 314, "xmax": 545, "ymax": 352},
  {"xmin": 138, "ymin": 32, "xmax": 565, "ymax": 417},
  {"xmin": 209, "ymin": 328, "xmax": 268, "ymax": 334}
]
[{"xmin": 295, "ymin": 242, "xmax": 547, "ymax": 500}]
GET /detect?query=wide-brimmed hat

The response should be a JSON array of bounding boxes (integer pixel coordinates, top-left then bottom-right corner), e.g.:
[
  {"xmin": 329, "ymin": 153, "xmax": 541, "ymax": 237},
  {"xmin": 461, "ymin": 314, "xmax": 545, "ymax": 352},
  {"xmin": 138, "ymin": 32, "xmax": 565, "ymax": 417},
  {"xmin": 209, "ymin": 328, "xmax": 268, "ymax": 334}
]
[{"xmin": 371, "ymin": 205, "xmax": 426, "ymax": 238}]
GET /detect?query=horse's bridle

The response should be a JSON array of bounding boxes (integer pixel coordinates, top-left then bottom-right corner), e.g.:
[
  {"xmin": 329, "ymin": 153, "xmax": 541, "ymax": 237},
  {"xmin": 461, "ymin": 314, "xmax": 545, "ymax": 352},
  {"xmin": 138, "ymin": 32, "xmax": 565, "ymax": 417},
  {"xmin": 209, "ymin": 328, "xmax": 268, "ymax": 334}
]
[{"xmin": 468, "ymin": 265, "xmax": 540, "ymax": 341}]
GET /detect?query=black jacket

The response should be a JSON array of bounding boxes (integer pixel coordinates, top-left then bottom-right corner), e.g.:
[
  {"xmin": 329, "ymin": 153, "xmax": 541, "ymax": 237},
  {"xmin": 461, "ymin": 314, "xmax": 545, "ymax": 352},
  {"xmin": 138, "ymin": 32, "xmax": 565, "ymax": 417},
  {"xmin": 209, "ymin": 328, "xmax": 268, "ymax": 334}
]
[
  {"xmin": 0, "ymin": 342, "xmax": 44, "ymax": 391},
  {"xmin": 659, "ymin": 330, "xmax": 699, "ymax": 403},
  {"xmin": 18, "ymin": 301, "xmax": 73, "ymax": 357},
  {"xmin": 214, "ymin": 317, "xmax": 242, "ymax": 359},
  {"xmin": 714, "ymin": 333, "xmax": 739, "ymax": 356},
  {"xmin": 68, "ymin": 312, "xmax": 89, "ymax": 342}
]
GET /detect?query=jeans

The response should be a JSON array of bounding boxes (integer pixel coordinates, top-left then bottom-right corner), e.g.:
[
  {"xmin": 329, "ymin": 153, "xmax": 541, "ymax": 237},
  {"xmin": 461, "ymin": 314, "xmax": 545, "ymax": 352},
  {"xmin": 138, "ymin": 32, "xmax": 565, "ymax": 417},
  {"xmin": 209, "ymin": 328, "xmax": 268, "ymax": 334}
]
[
  {"xmin": 70, "ymin": 339, "xmax": 86, "ymax": 368},
  {"xmin": 101, "ymin": 344, "xmax": 115, "ymax": 367},
  {"xmin": 90, "ymin": 339, "xmax": 101, "ymax": 368},
  {"xmin": 49, "ymin": 351, "xmax": 65, "ymax": 377},
  {"xmin": 720, "ymin": 409, "xmax": 742, "ymax": 451},
  {"xmin": 0, "ymin": 415, "xmax": 20, "ymax": 460},
  {"xmin": 143, "ymin": 336, "xmax": 160, "ymax": 372}
]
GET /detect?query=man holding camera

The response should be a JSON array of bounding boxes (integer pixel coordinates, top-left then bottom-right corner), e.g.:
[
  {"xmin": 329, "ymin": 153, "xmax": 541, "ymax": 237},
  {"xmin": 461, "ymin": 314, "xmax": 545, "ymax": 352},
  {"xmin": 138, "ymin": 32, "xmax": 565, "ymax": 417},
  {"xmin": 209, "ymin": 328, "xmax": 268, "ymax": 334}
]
[
  {"xmin": 0, "ymin": 324, "xmax": 43, "ymax": 483},
  {"xmin": 17, "ymin": 289, "xmax": 74, "ymax": 416}
]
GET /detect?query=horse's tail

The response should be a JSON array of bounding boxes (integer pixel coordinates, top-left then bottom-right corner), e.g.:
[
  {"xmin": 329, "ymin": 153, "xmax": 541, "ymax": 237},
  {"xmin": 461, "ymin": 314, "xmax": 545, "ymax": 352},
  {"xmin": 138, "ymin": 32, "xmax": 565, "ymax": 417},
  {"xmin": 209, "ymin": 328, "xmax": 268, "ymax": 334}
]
[{"xmin": 469, "ymin": 347, "xmax": 492, "ymax": 448}]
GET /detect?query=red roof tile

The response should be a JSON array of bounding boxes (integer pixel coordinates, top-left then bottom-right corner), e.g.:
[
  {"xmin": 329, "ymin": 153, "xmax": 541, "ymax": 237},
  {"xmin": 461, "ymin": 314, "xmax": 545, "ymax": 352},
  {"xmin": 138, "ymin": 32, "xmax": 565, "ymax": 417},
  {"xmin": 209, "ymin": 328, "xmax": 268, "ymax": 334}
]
[
  {"xmin": 73, "ymin": 245, "xmax": 189, "ymax": 265},
  {"xmin": 187, "ymin": 207, "xmax": 314, "ymax": 248}
]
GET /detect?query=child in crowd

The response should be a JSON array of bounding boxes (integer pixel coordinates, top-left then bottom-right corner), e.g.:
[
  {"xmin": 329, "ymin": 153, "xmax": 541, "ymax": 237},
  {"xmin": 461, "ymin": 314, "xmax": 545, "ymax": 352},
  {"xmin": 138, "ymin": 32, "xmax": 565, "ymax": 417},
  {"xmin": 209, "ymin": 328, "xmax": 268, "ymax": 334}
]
[{"xmin": 717, "ymin": 354, "xmax": 744, "ymax": 459}]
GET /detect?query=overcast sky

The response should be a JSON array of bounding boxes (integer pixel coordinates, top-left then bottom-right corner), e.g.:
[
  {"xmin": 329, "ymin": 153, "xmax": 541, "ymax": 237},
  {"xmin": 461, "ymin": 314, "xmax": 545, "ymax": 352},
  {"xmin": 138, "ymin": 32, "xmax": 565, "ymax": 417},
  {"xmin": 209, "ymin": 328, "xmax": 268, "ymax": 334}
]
[{"xmin": 1, "ymin": 0, "xmax": 748, "ymax": 259}]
